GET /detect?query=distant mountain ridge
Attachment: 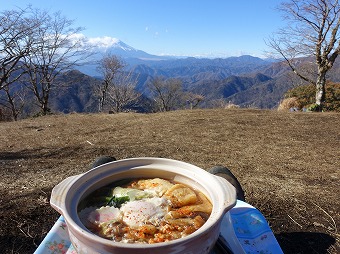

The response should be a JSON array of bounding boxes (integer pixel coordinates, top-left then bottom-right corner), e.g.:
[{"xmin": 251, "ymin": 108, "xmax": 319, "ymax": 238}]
[
  {"xmin": 77, "ymin": 39, "xmax": 272, "ymax": 77},
  {"xmin": 57, "ymin": 39, "xmax": 340, "ymax": 111},
  {"xmin": 4, "ymin": 38, "xmax": 340, "ymax": 117}
]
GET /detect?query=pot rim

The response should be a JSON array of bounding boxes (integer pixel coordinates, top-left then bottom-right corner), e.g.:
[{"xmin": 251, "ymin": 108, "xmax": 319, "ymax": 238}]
[{"xmin": 53, "ymin": 157, "xmax": 237, "ymax": 248}]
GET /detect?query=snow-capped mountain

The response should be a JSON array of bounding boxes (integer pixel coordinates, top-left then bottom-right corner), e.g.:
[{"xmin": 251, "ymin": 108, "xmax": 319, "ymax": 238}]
[
  {"xmin": 87, "ymin": 36, "xmax": 133, "ymax": 50},
  {"xmin": 76, "ymin": 35, "xmax": 172, "ymax": 75},
  {"xmin": 86, "ymin": 36, "xmax": 167, "ymax": 60}
]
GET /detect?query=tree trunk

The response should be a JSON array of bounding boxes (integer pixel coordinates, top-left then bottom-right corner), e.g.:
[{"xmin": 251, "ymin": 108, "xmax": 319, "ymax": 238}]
[
  {"xmin": 41, "ymin": 92, "xmax": 50, "ymax": 115},
  {"xmin": 42, "ymin": 103, "xmax": 49, "ymax": 115},
  {"xmin": 315, "ymin": 70, "xmax": 326, "ymax": 111},
  {"xmin": 99, "ymin": 90, "xmax": 105, "ymax": 112},
  {"xmin": 4, "ymin": 87, "xmax": 18, "ymax": 121}
]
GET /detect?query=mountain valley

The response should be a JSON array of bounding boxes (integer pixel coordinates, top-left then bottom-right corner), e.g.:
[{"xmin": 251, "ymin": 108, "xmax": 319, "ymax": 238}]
[{"xmin": 3, "ymin": 40, "xmax": 340, "ymax": 117}]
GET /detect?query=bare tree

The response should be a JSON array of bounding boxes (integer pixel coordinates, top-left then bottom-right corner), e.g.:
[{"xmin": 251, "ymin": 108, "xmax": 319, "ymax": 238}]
[
  {"xmin": 97, "ymin": 54, "xmax": 125, "ymax": 112},
  {"xmin": 106, "ymin": 71, "xmax": 141, "ymax": 113},
  {"xmin": 0, "ymin": 7, "xmax": 41, "ymax": 120},
  {"xmin": 184, "ymin": 92, "xmax": 204, "ymax": 109},
  {"xmin": 267, "ymin": 0, "xmax": 340, "ymax": 110},
  {"xmin": 148, "ymin": 77, "xmax": 184, "ymax": 112},
  {"xmin": 0, "ymin": 86, "xmax": 26, "ymax": 121},
  {"xmin": 0, "ymin": 8, "xmax": 38, "ymax": 91},
  {"xmin": 21, "ymin": 9, "xmax": 90, "ymax": 115}
]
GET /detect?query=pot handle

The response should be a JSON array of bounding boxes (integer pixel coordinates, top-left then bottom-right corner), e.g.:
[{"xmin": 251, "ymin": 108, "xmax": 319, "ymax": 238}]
[
  {"xmin": 214, "ymin": 175, "xmax": 237, "ymax": 212},
  {"xmin": 50, "ymin": 174, "xmax": 82, "ymax": 215}
]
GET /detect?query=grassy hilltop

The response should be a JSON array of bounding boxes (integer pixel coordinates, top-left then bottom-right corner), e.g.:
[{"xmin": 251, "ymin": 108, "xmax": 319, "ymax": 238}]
[{"xmin": 0, "ymin": 108, "xmax": 339, "ymax": 253}]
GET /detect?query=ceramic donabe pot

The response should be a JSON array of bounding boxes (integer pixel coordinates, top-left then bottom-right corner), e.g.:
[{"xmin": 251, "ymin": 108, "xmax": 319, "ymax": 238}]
[{"xmin": 50, "ymin": 157, "xmax": 237, "ymax": 254}]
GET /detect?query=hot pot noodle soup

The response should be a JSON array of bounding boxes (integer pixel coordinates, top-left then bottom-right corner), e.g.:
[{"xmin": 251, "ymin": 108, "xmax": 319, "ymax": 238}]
[{"xmin": 78, "ymin": 178, "xmax": 212, "ymax": 244}]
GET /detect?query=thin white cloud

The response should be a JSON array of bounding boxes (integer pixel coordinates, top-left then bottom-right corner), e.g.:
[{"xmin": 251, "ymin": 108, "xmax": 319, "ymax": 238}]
[
  {"xmin": 87, "ymin": 36, "xmax": 120, "ymax": 48},
  {"xmin": 68, "ymin": 34, "xmax": 120, "ymax": 48}
]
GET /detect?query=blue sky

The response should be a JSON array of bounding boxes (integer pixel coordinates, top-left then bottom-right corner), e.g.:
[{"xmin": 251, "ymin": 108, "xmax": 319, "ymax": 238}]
[{"xmin": 1, "ymin": 0, "xmax": 285, "ymax": 58}]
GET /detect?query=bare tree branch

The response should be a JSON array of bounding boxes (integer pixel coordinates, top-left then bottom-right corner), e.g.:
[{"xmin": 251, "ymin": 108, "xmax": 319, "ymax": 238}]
[
  {"xmin": 21, "ymin": 8, "xmax": 91, "ymax": 115},
  {"xmin": 96, "ymin": 54, "xmax": 126, "ymax": 112},
  {"xmin": 0, "ymin": 7, "xmax": 40, "ymax": 91},
  {"xmin": 148, "ymin": 77, "xmax": 184, "ymax": 112},
  {"xmin": 267, "ymin": 0, "xmax": 340, "ymax": 109},
  {"xmin": 96, "ymin": 54, "xmax": 142, "ymax": 113}
]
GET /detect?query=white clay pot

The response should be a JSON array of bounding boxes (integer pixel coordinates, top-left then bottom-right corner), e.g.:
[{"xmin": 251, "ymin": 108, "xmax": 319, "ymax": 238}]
[{"xmin": 50, "ymin": 157, "xmax": 237, "ymax": 254}]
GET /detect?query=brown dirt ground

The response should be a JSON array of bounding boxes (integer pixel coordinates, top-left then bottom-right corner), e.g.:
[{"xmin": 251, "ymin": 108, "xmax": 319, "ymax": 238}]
[{"xmin": 0, "ymin": 108, "xmax": 339, "ymax": 254}]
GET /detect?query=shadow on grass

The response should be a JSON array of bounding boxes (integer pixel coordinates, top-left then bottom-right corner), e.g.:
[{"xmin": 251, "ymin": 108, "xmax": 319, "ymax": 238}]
[
  {"xmin": 0, "ymin": 146, "xmax": 84, "ymax": 160},
  {"xmin": 0, "ymin": 187, "xmax": 59, "ymax": 254},
  {"xmin": 276, "ymin": 232, "xmax": 336, "ymax": 254},
  {"xmin": 0, "ymin": 146, "xmax": 112, "ymax": 167}
]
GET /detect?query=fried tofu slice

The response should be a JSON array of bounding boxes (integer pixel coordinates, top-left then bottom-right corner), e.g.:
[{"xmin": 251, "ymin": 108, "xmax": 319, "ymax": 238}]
[
  {"xmin": 165, "ymin": 192, "xmax": 212, "ymax": 219},
  {"xmin": 132, "ymin": 178, "xmax": 174, "ymax": 196},
  {"xmin": 164, "ymin": 184, "xmax": 198, "ymax": 208}
]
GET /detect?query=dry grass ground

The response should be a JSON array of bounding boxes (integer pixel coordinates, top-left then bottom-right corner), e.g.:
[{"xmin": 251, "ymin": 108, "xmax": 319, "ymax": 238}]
[{"xmin": 0, "ymin": 108, "xmax": 339, "ymax": 253}]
